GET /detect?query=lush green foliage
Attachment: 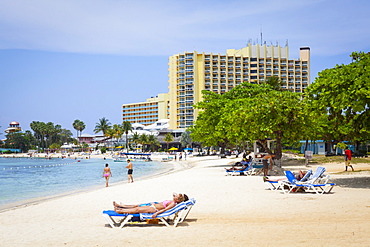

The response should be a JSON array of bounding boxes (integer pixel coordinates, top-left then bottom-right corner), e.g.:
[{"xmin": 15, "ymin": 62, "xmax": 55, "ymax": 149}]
[
  {"xmin": 180, "ymin": 131, "xmax": 192, "ymax": 148},
  {"xmin": 190, "ymin": 52, "xmax": 370, "ymax": 157},
  {"xmin": 305, "ymin": 51, "xmax": 370, "ymax": 148},
  {"xmin": 164, "ymin": 132, "xmax": 174, "ymax": 150},
  {"xmin": 190, "ymin": 82, "xmax": 308, "ymax": 159},
  {"xmin": 94, "ymin": 117, "xmax": 111, "ymax": 135},
  {"xmin": 30, "ymin": 121, "xmax": 74, "ymax": 151},
  {"xmin": 121, "ymin": 121, "xmax": 132, "ymax": 150},
  {"xmin": 72, "ymin": 119, "xmax": 86, "ymax": 137}
]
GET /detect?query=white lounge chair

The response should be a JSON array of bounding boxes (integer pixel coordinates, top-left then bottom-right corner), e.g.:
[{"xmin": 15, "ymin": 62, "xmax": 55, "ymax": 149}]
[
  {"xmin": 265, "ymin": 169, "xmax": 312, "ymax": 190},
  {"xmin": 102, "ymin": 198, "xmax": 196, "ymax": 228},
  {"xmin": 280, "ymin": 171, "xmax": 335, "ymax": 194}
]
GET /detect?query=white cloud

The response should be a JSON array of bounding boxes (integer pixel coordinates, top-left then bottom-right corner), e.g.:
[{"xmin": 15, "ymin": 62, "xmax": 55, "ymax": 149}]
[{"xmin": 0, "ymin": 0, "xmax": 369, "ymax": 56}]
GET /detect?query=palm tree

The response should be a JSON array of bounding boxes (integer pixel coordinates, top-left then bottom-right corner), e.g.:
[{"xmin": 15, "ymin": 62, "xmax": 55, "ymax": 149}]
[
  {"xmin": 147, "ymin": 134, "xmax": 160, "ymax": 152},
  {"xmin": 130, "ymin": 132, "xmax": 140, "ymax": 150},
  {"xmin": 105, "ymin": 127, "xmax": 115, "ymax": 149},
  {"xmin": 30, "ymin": 121, "xmax": 41, "ymax": 150},
  {"xmin": 264, "ymin": 75, "xmax": 282, "ymax": 91},
  {"xmin": 94, "ymin": 117, "xmax": 111, "ymax": 135},
  {"xmin": 164, "ymin": 132, "xmax": 174, "ymax": 150},
  {"xmin": 138, "ymin": 134, "xmax": 149, "ymax": 152},
  {"xmin": 121, "ymin": 121, "xmax": 132, "ymax": 151},
  {"xmin": 112, "ymin": 124, "xmax": 123, "ymax": 143},
  {"xmin": 72, "ymin": 119, "xmax": 85, "ymax": 138},
  {"xmin": 180, "ymin": 131, "xmax": 192, "ymax": 148}
]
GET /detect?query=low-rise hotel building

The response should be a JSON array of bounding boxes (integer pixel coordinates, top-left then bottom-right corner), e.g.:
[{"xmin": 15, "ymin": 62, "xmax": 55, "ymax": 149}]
[
  {"xmin": 168, "ymin": 43, "xmax": 310, "ymax": 129},
  {"xmin": 122, "ymin": 93, "xmax": 170, "ymax": 125}
]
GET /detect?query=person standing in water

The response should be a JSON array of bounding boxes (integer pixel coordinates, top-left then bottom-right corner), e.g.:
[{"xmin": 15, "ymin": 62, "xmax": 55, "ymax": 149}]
[
  {"xmin": 102, "ymin": 163, "xmax": 112, "ymax": 187},
  {"xmin": 126, "ymin": 159, "xmax": 134, "ymax": 183}
]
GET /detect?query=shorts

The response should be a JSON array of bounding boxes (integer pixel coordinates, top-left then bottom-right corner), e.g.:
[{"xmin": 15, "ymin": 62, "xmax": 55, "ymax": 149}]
[
  {"xmin": 262, "ymin": 159, "xmax": 268, "ymax": 169},
  {"xmin": 128, "ymin": 169, "xmax": 133, "ymax": 175}
]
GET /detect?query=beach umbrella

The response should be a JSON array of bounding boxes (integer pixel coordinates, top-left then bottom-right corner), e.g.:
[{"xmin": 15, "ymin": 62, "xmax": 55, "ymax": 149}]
[
  {"xmin": 168, "ymin": 147, "xmax": 178, "ymax": 151},
  {"xmin": 183, "ymin": 148, "xmax": 193, "ymax": 151}
]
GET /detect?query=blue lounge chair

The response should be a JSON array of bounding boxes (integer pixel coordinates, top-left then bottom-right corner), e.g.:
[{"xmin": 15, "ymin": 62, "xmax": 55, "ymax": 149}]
[
  {"xmin": 102, "ymin": 198, "xmax": 196, "ymax": 228},
  {"xmin": 280, "ymin": 171, "xmax": 335, "ymax": 194},
  {"xmin": 264, "ymin": 169, "xmax": 313, "ymax": 191}
]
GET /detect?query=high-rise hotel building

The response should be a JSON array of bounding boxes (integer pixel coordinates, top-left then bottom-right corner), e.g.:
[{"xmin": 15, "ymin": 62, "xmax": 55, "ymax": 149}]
[
  {"xmin": 168, "ymin": 43, "xmax": 310, "ymax": 129},
  {"xmin": 122, "ymin": 93, "xmax": 169, "ymax": 125}
]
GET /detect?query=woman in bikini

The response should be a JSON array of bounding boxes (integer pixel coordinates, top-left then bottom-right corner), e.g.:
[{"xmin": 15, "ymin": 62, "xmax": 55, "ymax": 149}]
[
  {"xmin": 113, "ymin": 193, "xmax": 188, "ymax": 218},
  {"xmin": 102, "ymin": 163, "xmax": 112, "ymax": 187}
]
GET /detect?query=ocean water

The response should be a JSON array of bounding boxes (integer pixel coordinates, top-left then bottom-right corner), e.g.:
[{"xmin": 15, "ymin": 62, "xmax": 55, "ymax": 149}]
[{"xmin": 0, "ymin": 157, "xmax": 172, "ymax": 210}]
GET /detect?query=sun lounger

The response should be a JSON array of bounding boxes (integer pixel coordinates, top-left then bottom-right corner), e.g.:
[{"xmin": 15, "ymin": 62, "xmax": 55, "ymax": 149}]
[
  {"xmin": 264, "ymin": 169, "xmax": 312, "ymax": 190},
  {"xmin": 280, "ymin": 171, "xmax": 335, "ymax": 194},
  {"xmin": 102, "ymin": 198, "xmax": 196, "ymax": 228},
  {"xmin": 225, "ymin": 165, "xmax": 255, "ymax": 176}
]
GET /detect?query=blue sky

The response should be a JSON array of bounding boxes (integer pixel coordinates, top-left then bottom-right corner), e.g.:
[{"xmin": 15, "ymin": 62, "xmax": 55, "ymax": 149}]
[{"xmin": 1, "ymin": 0, "xmax": 369, "ymax": 137}]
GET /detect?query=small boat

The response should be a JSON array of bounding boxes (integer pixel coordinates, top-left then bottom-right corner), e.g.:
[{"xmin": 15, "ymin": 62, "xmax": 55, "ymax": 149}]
[
  {"xmin": 113, "ymin": 157, "xmax": 136, "ymax": 162},
  {"xmin": 117, "ymin": 152, "xmax": 152, "ymax": 162}
]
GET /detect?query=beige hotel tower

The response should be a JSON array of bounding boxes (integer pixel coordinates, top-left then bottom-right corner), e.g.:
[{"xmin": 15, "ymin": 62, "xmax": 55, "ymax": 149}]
[{"xmin": 168, "ymin": 43, "xmax": 310, "ymax": 129}]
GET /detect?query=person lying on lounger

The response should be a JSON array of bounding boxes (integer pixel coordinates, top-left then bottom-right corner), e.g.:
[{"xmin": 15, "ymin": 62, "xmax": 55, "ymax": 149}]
[
  {"xmin": 225, "ymin": 164, "xmax": 250, "ymax": 172},
  {"xmin": 113, "ymin": 193, "xmax": 189, "ymax": 218},
  {"xmin": 263, "ymin": 170, "xmax": 307, "ymax": 182},
  {"xmin": 225, "ymin": 157, "xmax": 251, "ymax": 171}
]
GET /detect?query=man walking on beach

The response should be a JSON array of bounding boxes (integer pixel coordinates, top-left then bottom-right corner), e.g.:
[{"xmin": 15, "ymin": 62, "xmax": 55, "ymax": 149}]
[
  {"xmin": 344, "ymin": 147, "xmax": 354, "ymax": 171},
  {"xmin": 126, "ymin": 159, "xmax": 134, "ymax": 183}
]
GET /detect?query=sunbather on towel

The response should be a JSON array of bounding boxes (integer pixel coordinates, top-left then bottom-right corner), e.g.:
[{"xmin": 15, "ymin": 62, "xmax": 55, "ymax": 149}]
[
  {"xmin": 263, "ymin": 170, "xmax": 306, "ymax": 182},
  {"xmin": 226, "ymin": 157, "xmax": 251, "ymax": 171},
  {"xmin": 225, "ymin": 164, "xmax": 249, "ymax": 171},
  {"xmin": 113, "ymin": 193, "xmax": 189, "ymax": 218}
]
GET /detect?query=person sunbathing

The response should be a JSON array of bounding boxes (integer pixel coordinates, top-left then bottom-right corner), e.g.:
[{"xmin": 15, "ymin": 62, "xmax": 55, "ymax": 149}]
[
  {"xmin": 225, "ymin": 164, "xmax": 250, "ymax": 172},
  {"xmin": 113, "ymin": 193, "xmax": 188, "ymax": 218},
  {"xmin": 225, "ymin": 157, "xmax": 251, "ymax": 171},
  {"xmin": 263, "ymin": 170, "xmax": 307, "ymax": 182}
]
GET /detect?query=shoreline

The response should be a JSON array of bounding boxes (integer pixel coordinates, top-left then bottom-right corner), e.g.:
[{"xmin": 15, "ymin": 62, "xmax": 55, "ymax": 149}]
[
  {"xmin": 0, "ymin": 157, "xmax": 191, "ymax": 213},
  {"xmin": 0, "ymin": 155, "xmax": 369, "ymax": 246}
]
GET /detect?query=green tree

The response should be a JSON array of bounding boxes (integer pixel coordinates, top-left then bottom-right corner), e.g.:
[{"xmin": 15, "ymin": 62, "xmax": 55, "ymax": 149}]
[
  {"xmin": 112, "ymin": 124, "xmax": 123, "ymax": 143},
  {"xmin": 72, "ymin": 119, "xmax": 85, "ymax": 138},
  {"xmin": 263, "ymin": 75, "xmax": 283, "ymax": 91},
  {"xmin": 164, "ymin": 132, "xmax": 174, "ymax": 150},
  {"xmin": 191, "ymin": 82, "xmax": 309, "ymax": 163},
  {"xmin": 147, "ymin": 134, "xmax": 160, "ymax": 151},
  {"xmin": 130, "ymin": 132, "xmax": 140, "ymax": 150},
  {"xmin": 189, "ymin": 90, "xmax": 233, "ymax": 154},
  {"xmin": 180, "ymin": 131, "xmax": 192, "ymax": 148},
  {"xmin": 121, "ymin": 121, "xmax": 132, "ymax": 151},
  {"xmin": 138, "ymin": 133, "xmax": 149, "ymax": 151},
  {"xmin": 221, "ymin": 87, "xmax": 307, "ymax": 162},
  {"xmin": 4, "ymin": 132, "xmax": 33, "ymax": 152},
  {"xmin": 305, "ymin": 51, "xmax": 370, "ymax": 152},
  {"xmin": 49, "ymin": 143, "xmax": 61, "ymax": 150},
  {"xmin": 105, "ymin": 127, "xmax": 115, "ymax": 149},
  {"xmin": 94, "ymin": 117, "xmax": 111, "ymax": 135}
]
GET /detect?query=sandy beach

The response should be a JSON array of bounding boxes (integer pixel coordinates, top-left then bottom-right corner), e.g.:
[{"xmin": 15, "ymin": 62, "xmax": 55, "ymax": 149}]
[{"xmin": 0, "ymin": 155, "xmax": 369, "ymax": 247}]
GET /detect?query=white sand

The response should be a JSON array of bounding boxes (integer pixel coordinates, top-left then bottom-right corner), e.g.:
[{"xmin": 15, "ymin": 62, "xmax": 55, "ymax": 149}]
[{"xmin": 0, "ymin": 156, "xmax": 369, "ymax": 246}]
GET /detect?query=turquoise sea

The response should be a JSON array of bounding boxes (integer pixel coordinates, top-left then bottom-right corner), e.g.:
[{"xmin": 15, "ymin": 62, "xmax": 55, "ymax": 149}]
[{"xmin": 0, "ymin": 157, "xmax": 172, "ymax": 210}]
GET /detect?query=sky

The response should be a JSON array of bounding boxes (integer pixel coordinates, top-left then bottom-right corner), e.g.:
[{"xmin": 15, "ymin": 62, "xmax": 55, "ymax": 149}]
[{"xmin": 1, "ymin": 0, "xmax": 370, "ymax": 138}]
